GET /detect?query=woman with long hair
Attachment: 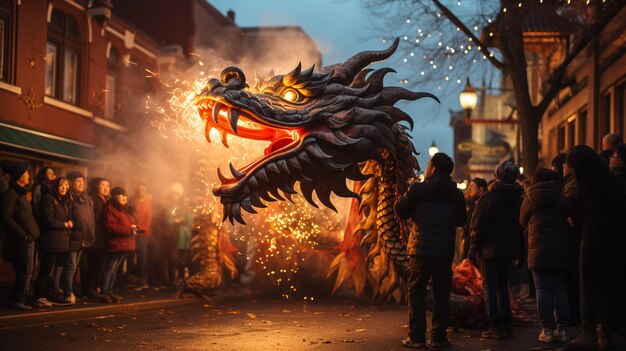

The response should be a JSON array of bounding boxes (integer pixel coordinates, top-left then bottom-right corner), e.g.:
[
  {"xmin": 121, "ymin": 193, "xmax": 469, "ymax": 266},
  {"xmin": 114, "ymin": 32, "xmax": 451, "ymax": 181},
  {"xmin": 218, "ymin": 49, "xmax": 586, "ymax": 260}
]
[
  {"xmin": 33, "ymin": 177, "xmax": 78, "ymax": 307},
  {"xmin": 563, "ymin": 145, "xmax": 625, "ymax": 350}
]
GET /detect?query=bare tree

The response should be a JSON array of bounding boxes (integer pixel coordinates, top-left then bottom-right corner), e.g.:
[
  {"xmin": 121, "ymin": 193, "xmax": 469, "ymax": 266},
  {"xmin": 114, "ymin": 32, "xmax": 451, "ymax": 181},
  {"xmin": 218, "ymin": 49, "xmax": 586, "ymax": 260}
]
[{"xmin": 363, "ymin": 0, "xmax": 624, "ymax": 173}]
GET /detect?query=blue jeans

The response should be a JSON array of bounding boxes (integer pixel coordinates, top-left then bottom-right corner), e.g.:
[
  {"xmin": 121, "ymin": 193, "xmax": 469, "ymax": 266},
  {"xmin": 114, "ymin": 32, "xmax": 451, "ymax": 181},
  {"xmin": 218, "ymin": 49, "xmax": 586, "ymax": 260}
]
[
  {"xmin": 480, "ymin": 258, "xmax": 513, "ymax": 326},
  {"xmin": 11, "ymin": 241, "xmax": 34, "ymax": 304},
  {"xmin": 532, "ymin": 270, "xmax": 570, "ymax": 329},
  {"xmin": 100, "ymin": 251, "xmax": 128, "ymax": 294},
  {"xmin": 63, "ymin": 250, "xmax": 82, "ymax": 298}
]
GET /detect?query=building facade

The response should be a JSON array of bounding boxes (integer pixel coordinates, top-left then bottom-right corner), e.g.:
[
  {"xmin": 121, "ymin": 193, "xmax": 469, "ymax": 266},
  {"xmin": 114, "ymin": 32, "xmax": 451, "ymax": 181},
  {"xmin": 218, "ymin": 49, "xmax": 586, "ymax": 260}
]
[{"xmin": 540, "ymin": 6, "xmax": 626, "ymax": 163}]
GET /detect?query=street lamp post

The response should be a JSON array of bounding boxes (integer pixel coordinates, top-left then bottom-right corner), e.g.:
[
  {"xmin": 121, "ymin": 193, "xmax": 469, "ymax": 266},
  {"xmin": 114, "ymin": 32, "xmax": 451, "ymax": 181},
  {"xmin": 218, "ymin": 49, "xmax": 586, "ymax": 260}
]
[
  {"xmin": 428, "ymin": 140, "xmax": 439, "ymax": 157},
  {"xmin": 459, "ymin": 78, "xmax": 478, "ymax": 119}
]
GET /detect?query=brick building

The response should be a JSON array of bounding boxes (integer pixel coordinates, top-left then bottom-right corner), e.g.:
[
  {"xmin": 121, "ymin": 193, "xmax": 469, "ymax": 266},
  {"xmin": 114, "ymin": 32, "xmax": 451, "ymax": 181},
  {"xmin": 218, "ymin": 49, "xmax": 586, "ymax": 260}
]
[{"xmin": 0, "ymin": 0, "xmax": 158, "ymax": 183}]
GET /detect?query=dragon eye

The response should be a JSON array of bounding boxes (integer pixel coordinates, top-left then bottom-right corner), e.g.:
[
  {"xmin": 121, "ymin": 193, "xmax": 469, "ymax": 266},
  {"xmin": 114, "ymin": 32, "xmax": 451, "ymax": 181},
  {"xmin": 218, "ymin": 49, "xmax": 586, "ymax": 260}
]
[{"xmin": 282, "ymin": 89, "xmax": 298, "ymax": 102}]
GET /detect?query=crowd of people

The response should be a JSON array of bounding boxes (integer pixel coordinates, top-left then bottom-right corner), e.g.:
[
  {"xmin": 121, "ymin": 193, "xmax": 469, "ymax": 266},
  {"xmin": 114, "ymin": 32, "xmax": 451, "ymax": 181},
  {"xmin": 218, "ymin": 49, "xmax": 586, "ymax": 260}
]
[
  {"xmin": 396, "ymin": 133, "xmax": 626, "ymax": 350},
  {"xmin": 0, "ymin": 165, "xmax": 194, "ymax": 310}
]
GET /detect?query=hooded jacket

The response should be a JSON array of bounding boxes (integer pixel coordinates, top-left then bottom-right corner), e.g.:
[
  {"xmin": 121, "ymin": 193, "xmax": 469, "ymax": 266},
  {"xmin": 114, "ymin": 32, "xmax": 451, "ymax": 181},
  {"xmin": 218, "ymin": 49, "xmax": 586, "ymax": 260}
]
[
  {"xmin": 470, "ymin": 181, "xmax": 524, "ymax": 259},
  {"xmin": 519, "ymin": 181, "xmax": 573, "ymax": 270},
  {"xmin": 395, "ymin": 173, "xmax": 466, "ymax": 258}
]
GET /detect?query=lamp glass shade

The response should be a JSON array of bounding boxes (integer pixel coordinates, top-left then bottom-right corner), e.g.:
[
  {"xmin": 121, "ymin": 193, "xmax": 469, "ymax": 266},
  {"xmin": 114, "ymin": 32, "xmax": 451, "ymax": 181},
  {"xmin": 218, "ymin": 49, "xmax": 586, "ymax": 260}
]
[
  {"xmin": 428, "ymin": 145, "xmax": 439, "ymax": 157},
  {"xmin": 459, "ymin": 90, "xmax": 478, "ymax": 111}
]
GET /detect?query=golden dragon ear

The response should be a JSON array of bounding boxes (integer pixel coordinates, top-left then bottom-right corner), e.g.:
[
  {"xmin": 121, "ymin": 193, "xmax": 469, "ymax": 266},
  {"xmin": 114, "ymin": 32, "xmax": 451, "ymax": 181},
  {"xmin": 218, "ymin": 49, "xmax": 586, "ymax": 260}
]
[{"xmin": 282, "ymin": 62, "xmax": 302, "ymax": 87}]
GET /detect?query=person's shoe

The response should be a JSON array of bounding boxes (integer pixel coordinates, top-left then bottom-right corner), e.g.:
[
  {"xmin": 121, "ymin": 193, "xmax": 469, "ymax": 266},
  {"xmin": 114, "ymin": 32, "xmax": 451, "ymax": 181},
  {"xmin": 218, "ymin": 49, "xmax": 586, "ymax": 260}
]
[
  {"xmin": 99, "ymin": 294, "xmax": 113, "ymax": 303},
  {"xmin": 50, "ymin": 295, "xmax": 72, "ymax": 306},
  {"xmin": 557, "ymin": 328, "xmax": 571, "ymax": 343},
  {"xmin": 401, "ymin": 337, "xmax": 426, "ymax": 348},
  {"xmin": 109, "ymin": 293, "xmax": 122, "ymax": 303},
  {"xmin": 539, "ymin": 328, "xmax": 557, "ymax": 343},
  {"xmin": 10, "ymin": 302, "xmax": 33, "ymax": 311},
  {"xmin": 481, "ymin": 327, "xmax": 503, "ymax": 339},
  {"xmin": 88, "ymin": 289, "xmax": 102, "ymax": 300},
  {"xmin": 429, "ymin": 336, "xmax": 452, "ymax": 348},
  {"xmin": 133, "ymin": 284, "xmax": 149, "ymax": 292},
  {"xmin": 596, "ymin": 324, "xmax": 612, "ymax": 350},
  {"xmin": 561, "ymin": 329, "xmax": 596, "ymax": 350},
  {"xmin": 501, "ymin": 325, "xmax": 514, "ymax": 339},
  {"xmin": 33, "ymin": 297, "xmax": 53, "ymax": 309}
]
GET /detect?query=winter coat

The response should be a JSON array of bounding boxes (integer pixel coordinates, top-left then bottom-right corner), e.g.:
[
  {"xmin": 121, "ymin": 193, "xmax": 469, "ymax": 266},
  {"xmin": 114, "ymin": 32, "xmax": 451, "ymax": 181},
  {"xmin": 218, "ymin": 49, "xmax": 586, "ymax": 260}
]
[
  {"xmin": 39, "ymin": 192, "xmax": 79, "ymax": 253},
  {"xmin": 70, "ymin": 191, "xmax": 95, "ymax": 250},
  {"xmin": 470, "ymin": 181, "xmax": 524, "ymax": 260},
  {"xmin": 519, "ymin": 181, "xmax": 573, "ymax": 270},
  {"xmin": 134, "ymin": 198, "xmax": 153, "ymax": 237},
  {"xmin": 91, "ymin": 194, "xmax": 108, "ymax": 249},
  {"xmin": 394, "ymin": 173, "xmax": 466, "ymax": 258},
  {"xmin": 612, "ymin": 167, "xmax": 626, "ymax": 195},
  {"xmin": 0, "ymin": 182, "xmax": 40, "ymax": 242},
  {"xmin": 166, "ymin": 204, "xmax": 193, "ymax": 250},
  {"xmin": 104, "ymin": 202, "xmax": 136, "ymax": 252}
]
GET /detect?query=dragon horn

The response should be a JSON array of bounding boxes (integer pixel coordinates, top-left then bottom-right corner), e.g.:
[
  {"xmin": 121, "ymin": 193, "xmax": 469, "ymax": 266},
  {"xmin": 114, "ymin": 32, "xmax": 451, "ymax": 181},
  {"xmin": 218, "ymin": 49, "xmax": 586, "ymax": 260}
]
[
  {"xmin": 331, "ymin": 37, "xmax": 399, "ymax": 84},
  {"xmin": 283, "ymin": 62, "xmax": 302, "ymax": 87}
]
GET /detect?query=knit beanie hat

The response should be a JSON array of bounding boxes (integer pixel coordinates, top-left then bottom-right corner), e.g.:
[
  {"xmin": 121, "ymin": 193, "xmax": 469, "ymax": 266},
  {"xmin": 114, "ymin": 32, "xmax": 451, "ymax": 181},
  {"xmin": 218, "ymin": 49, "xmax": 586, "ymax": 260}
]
[
  {"xmin": 111, "ymin": 187, "xmax": 127, "ymax": 197},
  {"xmin": 494, "ymin": 161, "xmax": 519, "ymax": 183},
  {"xmin": 1, "ymin": 162, "xmax": 29, "ymax": 180}
]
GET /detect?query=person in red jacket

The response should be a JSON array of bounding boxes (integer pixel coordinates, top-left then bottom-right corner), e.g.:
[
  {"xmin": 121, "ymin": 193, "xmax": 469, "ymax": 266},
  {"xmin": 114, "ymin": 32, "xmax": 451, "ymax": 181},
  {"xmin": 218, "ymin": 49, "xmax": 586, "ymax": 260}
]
[{"xmin": 99, "ymin": 187, "xmax": 136, "ymax": 303}]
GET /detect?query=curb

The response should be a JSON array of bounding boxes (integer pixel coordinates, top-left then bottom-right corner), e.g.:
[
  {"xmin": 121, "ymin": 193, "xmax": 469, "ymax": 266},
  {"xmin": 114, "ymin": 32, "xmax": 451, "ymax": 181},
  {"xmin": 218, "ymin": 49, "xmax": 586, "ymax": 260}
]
[{"xmin": 0, "ymin": 293, "xmax": 263, "ymax": 329}]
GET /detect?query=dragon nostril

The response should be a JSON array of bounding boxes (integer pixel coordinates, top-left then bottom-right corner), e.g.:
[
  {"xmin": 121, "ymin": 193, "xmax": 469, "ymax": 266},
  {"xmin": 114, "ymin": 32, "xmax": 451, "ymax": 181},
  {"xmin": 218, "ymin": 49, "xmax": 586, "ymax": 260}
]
[{"xmin": 220, "ymin": 66, "xmax": 246, "ymax": 90}]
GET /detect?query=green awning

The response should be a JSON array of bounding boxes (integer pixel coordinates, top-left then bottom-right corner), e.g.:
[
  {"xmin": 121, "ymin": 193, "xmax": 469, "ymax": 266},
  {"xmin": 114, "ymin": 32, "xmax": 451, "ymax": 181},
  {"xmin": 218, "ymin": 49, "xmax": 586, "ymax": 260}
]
[{"xmin": 0, "ymin": 122, "xmax": 96, "ymax": 163}]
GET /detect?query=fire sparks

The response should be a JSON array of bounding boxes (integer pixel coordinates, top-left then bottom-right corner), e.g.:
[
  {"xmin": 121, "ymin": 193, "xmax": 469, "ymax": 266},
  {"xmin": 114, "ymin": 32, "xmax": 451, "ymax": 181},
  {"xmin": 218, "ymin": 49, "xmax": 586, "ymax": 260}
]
[{"xmin": 146, "ymin": 56, "xmax": 351, "ymax": 299}]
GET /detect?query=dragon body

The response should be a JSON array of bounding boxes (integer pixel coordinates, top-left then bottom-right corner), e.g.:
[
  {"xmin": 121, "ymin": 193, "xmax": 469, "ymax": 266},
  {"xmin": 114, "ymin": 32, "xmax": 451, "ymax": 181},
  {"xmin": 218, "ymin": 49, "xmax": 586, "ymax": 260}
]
[{"xmin": 191, "ymin": 39, "xmax": 438, "ymax": 298}]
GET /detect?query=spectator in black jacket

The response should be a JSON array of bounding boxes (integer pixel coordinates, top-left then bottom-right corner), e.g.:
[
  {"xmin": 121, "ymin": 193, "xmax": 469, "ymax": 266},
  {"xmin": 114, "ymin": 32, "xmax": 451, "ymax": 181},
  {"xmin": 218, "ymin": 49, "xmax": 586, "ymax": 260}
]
[
  {"xmin": 67, "ymin": 171, "xmax": 95, "ymax": 301},
  {"xmin": 520, "ymin": 168, "xmax": 573, "ymax": 343},
  {"xmin": 0, "ymin": 163, "xmax": 39, "ymax": 311},
  {"xmin": 395, "ymin": 153, "xmax": 466, "ymax": 349},
  {"xmin": 551, "ymin": 153, "xmax": 567, "ymax": 183},
  {"xmin": 84, "ymin": 177, "xmax": 110, "ymax": 299},
  {"xmin": 469, "ymin": 160, "xmax": 524, "ymax": 339},
  {"xmin": 562, "ymin": 145, "xmax": 625, "ymax": 351}
]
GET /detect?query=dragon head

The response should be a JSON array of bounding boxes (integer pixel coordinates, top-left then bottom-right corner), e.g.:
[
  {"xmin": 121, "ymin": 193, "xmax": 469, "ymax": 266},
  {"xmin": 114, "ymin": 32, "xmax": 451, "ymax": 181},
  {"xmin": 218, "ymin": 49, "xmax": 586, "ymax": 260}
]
[{"xmin": 194, "ymin": 38, "xmax": 438, "ymax": 224}]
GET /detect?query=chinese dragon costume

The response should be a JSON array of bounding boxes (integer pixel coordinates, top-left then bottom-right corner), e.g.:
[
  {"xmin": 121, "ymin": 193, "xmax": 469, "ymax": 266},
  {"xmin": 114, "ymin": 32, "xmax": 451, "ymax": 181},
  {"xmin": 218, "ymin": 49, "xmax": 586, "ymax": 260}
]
[{"xmin": 188, "ymin": 39, "xmax": 486, "ymax": 323}]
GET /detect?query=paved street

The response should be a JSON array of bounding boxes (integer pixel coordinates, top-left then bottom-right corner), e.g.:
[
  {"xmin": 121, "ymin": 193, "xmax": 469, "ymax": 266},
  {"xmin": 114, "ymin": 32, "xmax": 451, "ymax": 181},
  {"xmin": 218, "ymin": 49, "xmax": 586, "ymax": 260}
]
[{"xmin": 0, "ymin": 297, "xmax": 561, "ymax": 351}]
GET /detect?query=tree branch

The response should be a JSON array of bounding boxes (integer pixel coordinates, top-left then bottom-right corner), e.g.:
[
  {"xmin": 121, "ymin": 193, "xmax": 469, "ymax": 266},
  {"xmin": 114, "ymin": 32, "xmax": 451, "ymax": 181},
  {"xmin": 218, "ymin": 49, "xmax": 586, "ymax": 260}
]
[
  {"xmin": 431, "ymin": 0, "xmax": 506, "ymax": 71},
  {"xmin": 536, "ymin": 2, "xmax": 625, "ymax": 116}
]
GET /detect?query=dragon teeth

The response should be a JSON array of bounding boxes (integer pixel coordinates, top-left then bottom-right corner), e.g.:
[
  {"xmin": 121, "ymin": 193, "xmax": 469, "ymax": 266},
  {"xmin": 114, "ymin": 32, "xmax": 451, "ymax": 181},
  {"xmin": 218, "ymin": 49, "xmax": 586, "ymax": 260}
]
[
  {"xmin": 229, "ymin": 162, "xmax": 244, "ymax": 179},
  {"xmin": 228, "ymin": 108, "xmax": 239, "ymax": 134},
  {"xmin": 212, "ymin": 102, "xmax": 222, "ymax": 123},
  {"xmin": 219, "ymin": 130, "xmax": 229, "ymax": 148}
]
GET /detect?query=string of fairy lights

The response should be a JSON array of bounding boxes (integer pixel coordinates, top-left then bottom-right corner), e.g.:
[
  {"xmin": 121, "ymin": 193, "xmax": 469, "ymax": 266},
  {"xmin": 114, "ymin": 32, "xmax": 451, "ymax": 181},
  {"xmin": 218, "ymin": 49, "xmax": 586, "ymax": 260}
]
[
  {"xmin": 145, "ymin": 60, "xmax": 349, "ymax": 299},
  {"xmin": 384, "ymin": 0, "xmax": 612, "ymax": 90}
]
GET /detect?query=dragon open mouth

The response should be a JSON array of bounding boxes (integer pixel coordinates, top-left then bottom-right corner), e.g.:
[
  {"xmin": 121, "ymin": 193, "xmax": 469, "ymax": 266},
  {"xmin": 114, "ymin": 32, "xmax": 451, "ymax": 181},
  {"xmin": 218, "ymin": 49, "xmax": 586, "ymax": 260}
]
[{"xmin": 196, "ymin": 97, "xmax": 301, "ymax": 185}]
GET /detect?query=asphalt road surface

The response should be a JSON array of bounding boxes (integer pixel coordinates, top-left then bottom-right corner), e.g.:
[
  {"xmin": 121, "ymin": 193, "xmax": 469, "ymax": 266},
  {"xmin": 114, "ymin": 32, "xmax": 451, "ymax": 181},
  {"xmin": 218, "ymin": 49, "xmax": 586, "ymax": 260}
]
[{"xmin": 0, "ymin": 298, "xmax": 561, "ymax": 351}]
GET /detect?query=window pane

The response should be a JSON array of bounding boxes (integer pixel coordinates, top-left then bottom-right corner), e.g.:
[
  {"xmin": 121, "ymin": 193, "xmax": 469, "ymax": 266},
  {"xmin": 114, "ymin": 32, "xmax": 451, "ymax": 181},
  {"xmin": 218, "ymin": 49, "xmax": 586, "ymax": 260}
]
[
  {"xmin": 45, "ymin": 42, "xmax": 57, "ymax": 96},
  {"xmin": 105, "ymin": 74, "xmax": 116, "ymax": 119},
  {"xmin": 0, "ymin": 17, "xmax": 5, "ymax": 80},
  {"xmin": 63, "ymin": 49, "xmax": 78, "ymax": 104}
]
